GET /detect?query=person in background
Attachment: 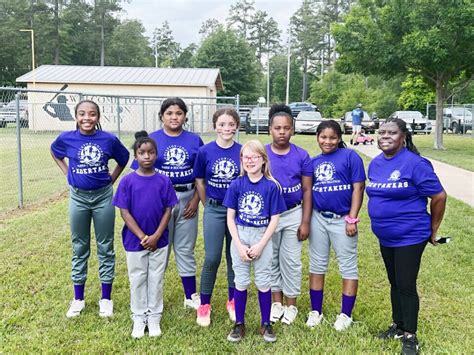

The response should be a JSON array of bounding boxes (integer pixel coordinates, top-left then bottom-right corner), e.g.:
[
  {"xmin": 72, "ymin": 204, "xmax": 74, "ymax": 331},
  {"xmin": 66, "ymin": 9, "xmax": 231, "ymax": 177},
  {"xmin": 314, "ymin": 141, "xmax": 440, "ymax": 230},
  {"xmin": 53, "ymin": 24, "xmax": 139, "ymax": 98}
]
[
  {"xmin": 351, "ymin": 103, "xmax": 364, "ymax": 145},
  {"xmin": 366, "ymin": 118, "xmax": 447, "ymax": 355}
]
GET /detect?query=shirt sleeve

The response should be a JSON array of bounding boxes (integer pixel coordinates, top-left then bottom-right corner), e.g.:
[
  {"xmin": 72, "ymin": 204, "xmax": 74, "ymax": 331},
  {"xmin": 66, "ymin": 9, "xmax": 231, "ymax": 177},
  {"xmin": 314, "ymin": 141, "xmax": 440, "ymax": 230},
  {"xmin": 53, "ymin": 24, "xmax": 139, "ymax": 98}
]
[
  {"xmin": 301, "ymin": 149, "xmax": 313, "ymax": 176},
  {"xmin": 269, "ymin": 182, "xmax": 287, "ymax": 215},
  {"xmin": 112, "ymin": 176, "xmax": 129, "ymax": 209},
  {"xmin": 223, "ymin": 179, "xmax": 239, "ymax": 210},
  {"xmin": 412, "ymin": 158, "xmax": 444, "ymax": 197},
  {"xmin": 111, "ymin": 136, "xmax": 130, "ymax": 167},
  {"xmin": 193, "ymin": 147, "xmax": 206, "ymax": 179},
  {"xmin": 50, "ymin": 133, "xmax": 67, "ymax": 159},
  {"xmin": 350, "ymin": 150, "xmax": 367, "ymax": 182},
  {"xmin": 165, "ymin": 177, "xmax": 179, "ymax": 207}
]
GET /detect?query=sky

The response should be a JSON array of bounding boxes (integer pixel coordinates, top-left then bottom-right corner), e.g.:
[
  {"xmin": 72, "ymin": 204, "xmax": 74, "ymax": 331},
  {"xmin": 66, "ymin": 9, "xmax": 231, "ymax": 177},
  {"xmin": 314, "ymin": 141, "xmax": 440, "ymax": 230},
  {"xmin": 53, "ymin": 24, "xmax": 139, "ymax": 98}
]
[{"xmin": 120, "ymin": 0, "xmax": 302, "ymax": 47}]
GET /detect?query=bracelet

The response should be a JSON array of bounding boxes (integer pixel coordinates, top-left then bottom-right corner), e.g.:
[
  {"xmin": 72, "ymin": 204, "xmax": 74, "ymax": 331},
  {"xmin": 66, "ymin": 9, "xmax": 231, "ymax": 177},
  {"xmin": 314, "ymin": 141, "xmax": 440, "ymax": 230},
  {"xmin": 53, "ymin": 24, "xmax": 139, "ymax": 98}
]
[{"xmin": 344, "ymin": 216, "xmax": 360, "ymax": 224}]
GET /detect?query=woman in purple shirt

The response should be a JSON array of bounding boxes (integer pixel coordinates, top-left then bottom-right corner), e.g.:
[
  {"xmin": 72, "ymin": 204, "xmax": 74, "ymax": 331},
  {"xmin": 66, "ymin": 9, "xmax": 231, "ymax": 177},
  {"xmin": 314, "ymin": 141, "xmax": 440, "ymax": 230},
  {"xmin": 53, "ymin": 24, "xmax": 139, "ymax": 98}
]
[{"xmin": 366, "ymin": 118, "xmax": 447, "ymax": 355}]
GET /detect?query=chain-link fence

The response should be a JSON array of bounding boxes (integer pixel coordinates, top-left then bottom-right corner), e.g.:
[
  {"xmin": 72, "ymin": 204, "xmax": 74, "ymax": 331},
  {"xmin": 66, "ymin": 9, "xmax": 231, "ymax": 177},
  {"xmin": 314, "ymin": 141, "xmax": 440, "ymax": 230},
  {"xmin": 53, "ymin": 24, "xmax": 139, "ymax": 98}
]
[
  {"xmin": 426, "ymin": 103, "xmax": 474, "ymax": 135},
  {"xmin": 0, "ymin": 87, "xmax": 239, "ymax": 214}
]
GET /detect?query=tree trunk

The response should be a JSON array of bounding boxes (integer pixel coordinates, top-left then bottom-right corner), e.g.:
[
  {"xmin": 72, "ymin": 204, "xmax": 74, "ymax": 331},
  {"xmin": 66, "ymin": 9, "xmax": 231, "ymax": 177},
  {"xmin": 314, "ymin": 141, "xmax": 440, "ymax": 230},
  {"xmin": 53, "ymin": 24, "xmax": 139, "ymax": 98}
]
[
  {"xmin": 53, "ymin": 0, "xmax": 60, "ymax": 64},
  {"xmin": 433, "ymin": 79, "xmax": 445, "ymax": 150},
  {"xmin": 302, "ymin": 55, "xmax": 308, "ymax": 101}
]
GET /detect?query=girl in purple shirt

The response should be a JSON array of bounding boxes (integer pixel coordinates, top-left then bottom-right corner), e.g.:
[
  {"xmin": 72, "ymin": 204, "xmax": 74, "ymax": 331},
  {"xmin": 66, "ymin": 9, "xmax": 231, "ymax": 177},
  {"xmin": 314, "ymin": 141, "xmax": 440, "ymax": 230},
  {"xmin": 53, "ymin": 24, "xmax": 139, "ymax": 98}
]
[{"xmin": 114, "ymin": 131, "xmax": 178, "ymax": 339}]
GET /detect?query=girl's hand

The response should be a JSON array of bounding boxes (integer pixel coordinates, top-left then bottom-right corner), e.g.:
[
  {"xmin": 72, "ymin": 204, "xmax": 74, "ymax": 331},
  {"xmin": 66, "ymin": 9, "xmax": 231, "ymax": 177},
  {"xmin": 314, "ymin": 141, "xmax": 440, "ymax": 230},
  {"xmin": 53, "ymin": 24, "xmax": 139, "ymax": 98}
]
[
  {"xmin": 183, "ymin": 197, "xmax": 199, "ymax": 219},
  {"xmin": 297, "ymin": 222, "xmax": 310, "ymax": 241},
  {"xmin": 141, "ymin": 235, "xmax": 158, "ymax": 251},
  {"xmin": 345, "ymin": 222, "xmax": 357, "ymax": 237},
  {"xmin": 248, "ymin": 242, "xmax": 265, "ymax": 259},
  {"xmin": 237, "ymin": 244, "xmax": 252, "ymax": 262}
]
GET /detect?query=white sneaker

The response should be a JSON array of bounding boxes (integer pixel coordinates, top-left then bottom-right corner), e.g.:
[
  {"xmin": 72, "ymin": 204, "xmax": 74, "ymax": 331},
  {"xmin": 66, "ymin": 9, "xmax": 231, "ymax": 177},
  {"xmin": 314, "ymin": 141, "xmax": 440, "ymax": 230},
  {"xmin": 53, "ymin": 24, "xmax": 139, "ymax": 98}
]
[
  {"xmin": 269, "ymin": 302, "xmax": 285, "ymax": 323},
  {"xmin": 148, "ymin": 320, "xmax": 162, "ymax": 337},
  {"xmin": 334, "ymin": 313, "xmax": 353, "ymax": 331},
  {"xmin": 281, "ymin": 305, "xmax": 298, "ymax": 325},
  {"xmin": 66, "ymin": 299, "xmax": 85, "ymax": 318},
  {"xmin": 183, "ymin": 293, "xmax": 200, "ymax": 310},
  {"xmin": 99, "ymin": 299, "xmax": 113, "ymax": 318},
  {"xmin": 306, "ymin": 310, "xmax": 323, "ymax": 328},
  {"xmin": 131, "ymin": 319, "xmax": 146, "ymax": 339}
]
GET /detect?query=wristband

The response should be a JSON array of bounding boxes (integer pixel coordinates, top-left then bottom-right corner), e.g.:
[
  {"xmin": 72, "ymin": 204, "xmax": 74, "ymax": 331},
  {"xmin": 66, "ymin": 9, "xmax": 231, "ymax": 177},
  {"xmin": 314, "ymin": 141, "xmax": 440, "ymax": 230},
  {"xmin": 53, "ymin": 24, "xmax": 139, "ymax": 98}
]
[{"xmin": 344, "ymin": 216, "xmax": 360, "ymax": 224}]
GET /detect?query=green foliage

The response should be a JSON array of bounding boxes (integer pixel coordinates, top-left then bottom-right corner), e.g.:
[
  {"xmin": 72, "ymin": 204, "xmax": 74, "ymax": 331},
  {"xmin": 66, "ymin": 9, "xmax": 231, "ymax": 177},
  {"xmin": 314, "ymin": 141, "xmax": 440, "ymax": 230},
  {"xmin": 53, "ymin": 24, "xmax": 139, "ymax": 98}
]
[
  {"xmin": 310, "ymin": 71, "xmax": 401, "ymax": 118},
  {"xmin": 175, "ymin": 44, "xmax": 197, "ymax": 68},
  {"xmin": 398, "ymin": 74, "xmax": 435, "ymax": 111},
  {"xmin": 247, "ymin": 10, "xmax": 281, "ymax": 62},
  {"xmin": 151, "ymin": 21, "xmax": 180, "ymax": 68},
  {"xmin": 226, "ymin": 0, "xmax": 255, "ymax": 39},
  {"xmin": 270, "ymin": 55, "xmax": 303, "ymax": 104},
  {"xmin": 108, "ymin": 20, "xmax": 152, "ymax": 67},
  {"xmin": 194, "ymin": 29, "xmax": 261, "ymax": 104}
]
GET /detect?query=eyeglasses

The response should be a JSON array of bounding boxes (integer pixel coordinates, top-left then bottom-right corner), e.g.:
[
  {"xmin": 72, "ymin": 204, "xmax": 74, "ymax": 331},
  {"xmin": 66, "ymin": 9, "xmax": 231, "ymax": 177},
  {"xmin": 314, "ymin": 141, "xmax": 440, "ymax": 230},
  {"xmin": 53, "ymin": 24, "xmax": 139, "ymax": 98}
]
[{"xmin": 242, "ymin": 154, "xmax": 262, "ymax": 162}]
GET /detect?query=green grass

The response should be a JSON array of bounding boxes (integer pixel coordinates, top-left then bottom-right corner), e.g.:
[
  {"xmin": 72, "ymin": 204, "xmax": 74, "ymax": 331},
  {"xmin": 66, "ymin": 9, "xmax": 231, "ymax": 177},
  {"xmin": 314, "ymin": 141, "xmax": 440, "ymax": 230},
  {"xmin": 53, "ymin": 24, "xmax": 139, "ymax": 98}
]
[
  {"xmin": 412, "ymin": 134, "xmax": 474, "ymax": 171},
  {"xmin": 1, "ymin": 135, "xmax": 472, "ymax": 352}
]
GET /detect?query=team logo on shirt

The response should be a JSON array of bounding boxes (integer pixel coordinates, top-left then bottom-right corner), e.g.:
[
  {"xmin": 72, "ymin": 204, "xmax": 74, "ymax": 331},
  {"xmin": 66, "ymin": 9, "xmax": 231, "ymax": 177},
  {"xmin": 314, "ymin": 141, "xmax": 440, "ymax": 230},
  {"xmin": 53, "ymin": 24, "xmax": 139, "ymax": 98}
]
[
  {"xmin": 388, "ymin": 170, "xmax": 401, "ymax": 181},
  {"xmin": 239, "ymin": 191, "xmax": 264, "ymax": 216},
  {"xmin": 314, "ymin": 162, "xmax": 336, "ymax": 182},
  {"xmin": 212, "ymin": 158, "xmax": 237, "ymax": 179},
  {"xmin": 163, "ymin": 145, "xmax": 188, "ymax": 167},
  {"xmin": 78, "ymin": 143, "xmax": 103, "ymax": 166}
]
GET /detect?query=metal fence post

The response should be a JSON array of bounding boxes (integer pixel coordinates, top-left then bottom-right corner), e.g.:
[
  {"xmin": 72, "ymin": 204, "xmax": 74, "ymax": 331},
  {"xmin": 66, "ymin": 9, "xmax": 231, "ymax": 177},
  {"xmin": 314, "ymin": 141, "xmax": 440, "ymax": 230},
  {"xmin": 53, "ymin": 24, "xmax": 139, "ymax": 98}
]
[
  {"xmin": 116, "ymin": 97, "xmax": 121, "ymax": 140},
  {"xmin": 236, "ymin": 94, "xmax": 240, "ymax": 143},
  {"xmin": 15, "ymin": 93, "xmax": 24, "ymax": 208},
  {"xmin": 142, "ymin": 99, "xmax": 146, "ymax": 130}
]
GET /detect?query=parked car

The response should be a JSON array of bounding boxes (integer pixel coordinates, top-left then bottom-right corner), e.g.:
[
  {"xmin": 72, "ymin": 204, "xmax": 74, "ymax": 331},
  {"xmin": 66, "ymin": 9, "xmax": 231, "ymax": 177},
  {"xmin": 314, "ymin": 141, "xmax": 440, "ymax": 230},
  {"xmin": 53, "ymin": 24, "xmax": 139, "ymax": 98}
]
[
  {"xmin": 294, "ymin": 111, "xmax": 323, "ymax": 134},
  {"xmin": 0, "ymin": 99, "xmax": 28, "ymax": 128},
  {"xmin": 443, "ymin": 106, "xmax": 472, "ymax": 133},
  {"xmin": 246, "ymin": 106, "xmax": 270, "ymax": 134},
  {"xmin": 340, "ymin": 111, "xmax": 378, "ymax": 134},
  {"xmin": 388, "ymin": 111, "xmax": 431, "ymax": 134},
  {"xmin": 288, "ymin": 102, "xmax": 318, "ymax": 118}
]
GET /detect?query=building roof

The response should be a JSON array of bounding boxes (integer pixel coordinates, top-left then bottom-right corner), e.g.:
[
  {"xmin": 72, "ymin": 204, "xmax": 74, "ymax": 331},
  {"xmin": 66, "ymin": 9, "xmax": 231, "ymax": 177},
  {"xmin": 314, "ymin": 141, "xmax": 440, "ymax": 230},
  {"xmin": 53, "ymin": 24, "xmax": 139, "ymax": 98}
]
[{"xmin": 16, "ymin": 65, "xmax": 223, "ymax": 90}]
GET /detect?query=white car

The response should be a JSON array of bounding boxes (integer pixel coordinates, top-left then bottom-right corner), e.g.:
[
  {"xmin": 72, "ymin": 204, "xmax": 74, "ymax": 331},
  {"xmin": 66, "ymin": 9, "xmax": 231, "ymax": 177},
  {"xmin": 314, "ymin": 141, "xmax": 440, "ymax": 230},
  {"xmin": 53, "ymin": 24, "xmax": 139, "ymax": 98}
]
[
  {"xmin": 388, "ymin": 111, "xmax": 431, "ymax": 134},
  {"xmin": 0, "ymin": 99, "xmax": 29, "ymax": 128},
  {"xmin": 294, "ymin": 111, "xmax": 323, "ymax": 134}
]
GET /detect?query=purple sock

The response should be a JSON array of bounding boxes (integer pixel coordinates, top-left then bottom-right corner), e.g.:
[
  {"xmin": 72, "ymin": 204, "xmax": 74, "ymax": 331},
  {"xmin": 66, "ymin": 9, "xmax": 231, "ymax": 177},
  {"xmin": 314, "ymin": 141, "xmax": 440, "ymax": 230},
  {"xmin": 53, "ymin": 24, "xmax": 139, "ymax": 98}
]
[
  {"xmin": 234, "ymin": 289, "xmax": 247, "ymax": 324},
  {"xmin": 181, "ymin": 276, "xmax": 196, "ymax": 299},
  {"xmin": 258, "ymin": 289, "xmax": 271, "ymax": 325},
  {"xmin": 200, "ymin": 293, "xmax": 211, "ymax": 306},
  {"xmin": 228, "ymin": 287, "xmax": 235, "ymax": 301},
  {"xmin": 310, "ymin": 289, "xmax": 323, "ymax": 313},
  {"xmin": 341, "ymin": 294, "xmax": 356, "ymax": 317},
  {"xmin": 74, "ymin": 284, "xmax": 85, "ymax": 300},
  {"xmin": 101, "ymin": 283, "xmax": 112, "ymax": 300}
]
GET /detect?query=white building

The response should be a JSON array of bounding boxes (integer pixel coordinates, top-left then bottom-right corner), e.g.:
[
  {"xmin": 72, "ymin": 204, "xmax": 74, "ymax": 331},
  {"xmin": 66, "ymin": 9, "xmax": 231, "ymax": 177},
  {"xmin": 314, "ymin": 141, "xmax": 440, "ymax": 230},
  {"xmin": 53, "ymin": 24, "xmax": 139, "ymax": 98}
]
[{"xmin": 16, "ymin": 65, "xmax": 224, "ymax": 132}]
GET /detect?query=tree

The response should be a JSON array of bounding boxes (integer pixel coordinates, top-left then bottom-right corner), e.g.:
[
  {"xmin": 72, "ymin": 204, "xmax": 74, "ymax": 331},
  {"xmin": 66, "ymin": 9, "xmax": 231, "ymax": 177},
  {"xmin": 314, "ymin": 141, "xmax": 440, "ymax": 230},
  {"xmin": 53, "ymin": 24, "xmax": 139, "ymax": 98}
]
[
  {"xmin": 93, "ymin": 0, "xmax": 122, "ymax": 66},
  {"xmin": 194, "ymin": 28, "xmax": 261, "ymax": 104},
  {"xmin": 199, "ymin": 18, "xmax": 223, "ymax": 39},
  {"xmin": 398, "ymin": 74, "xmax": 435, "ymax": 112},
  {"xmin": 270, "ymin": 54, "xmax": 303, "ymax": 103},
  {"xmin": 151, "ymin": 21, "xmax": 180, "ymax": 68},
  {"xmin": 226, "ymin": 0, "xmax": 255, "ymax": 39},
  {"xmin": 175, "ymin": 44, "xmax": 197, "ymax": 68},
  {"xmin": 247, "ymin": 10, "xmax": 281, "ymax": 62},
  {"xmin": 333, "ymin": 0, "xmax": 474, "ymax": 149},
  {"xmin": 290, "ymin": 0, "xmax": 323, "ymax": 101},
  {"xmin": 108, "ymin": 20, "xmax": 152, "ymax": 66}
]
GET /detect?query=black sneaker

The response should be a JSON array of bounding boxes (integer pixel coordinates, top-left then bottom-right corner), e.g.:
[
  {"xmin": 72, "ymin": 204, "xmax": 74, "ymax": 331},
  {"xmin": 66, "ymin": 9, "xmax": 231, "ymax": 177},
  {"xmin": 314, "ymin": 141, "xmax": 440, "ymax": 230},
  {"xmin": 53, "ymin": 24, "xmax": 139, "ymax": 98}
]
[
  {"xmin": 401, "ymin": 333, "xmax": 419, "ymax": 355},
  {"xmin": 259, "ymin": 322, "xmax": 277, "ymax": 343},
  {"xmin": 227, "ymin": 322, "xmax": 245, "ymax": 342},
  {"xmin": 350, "ymin": 139, "xmax": 354, "ymax": 145},
  {"xmin": 378, "ymin": 323, "xmax": 404, "ymax": 340}
]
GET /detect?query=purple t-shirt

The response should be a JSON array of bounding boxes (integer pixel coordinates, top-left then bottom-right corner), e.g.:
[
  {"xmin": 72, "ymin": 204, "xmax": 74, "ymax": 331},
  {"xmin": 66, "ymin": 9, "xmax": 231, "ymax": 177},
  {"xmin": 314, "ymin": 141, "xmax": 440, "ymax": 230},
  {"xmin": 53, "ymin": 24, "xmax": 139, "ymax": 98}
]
[
  {"xmin": 266, "ymin": 143, "xmax": 313, "ymax": 208},
  {"xmin": 366, "ymin": 148, "xmax": 443, "ymax": 247},
  {"xmin": 50, "ymin": 130, "xmax": 130, "ymax": 190},
  {"xmin": 223, "ymin": 175, "xmax": 286, "ymax": 227},
  {"xmin": 113, "ymin": 172, "xmax": 178, "ymax": 251},
  {"xmin": 130, "ymin": 129, "xmax": 204, "ymax": 185},
  {"xmin": 311, "ymin": 148, "xmax": 366, "ymax": 216},
  {"xmin": 194, "ymin": 141, "xmax": 242, "ymax": 201}
]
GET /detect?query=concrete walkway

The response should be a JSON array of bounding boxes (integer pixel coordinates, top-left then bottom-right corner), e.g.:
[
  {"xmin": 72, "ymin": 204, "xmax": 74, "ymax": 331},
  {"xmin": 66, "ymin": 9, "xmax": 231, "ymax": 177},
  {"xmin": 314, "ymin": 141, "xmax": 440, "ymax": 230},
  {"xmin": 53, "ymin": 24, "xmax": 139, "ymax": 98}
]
[{"xmin": 352, "ymin": 143, "xmax": 474, "ymax": 207}]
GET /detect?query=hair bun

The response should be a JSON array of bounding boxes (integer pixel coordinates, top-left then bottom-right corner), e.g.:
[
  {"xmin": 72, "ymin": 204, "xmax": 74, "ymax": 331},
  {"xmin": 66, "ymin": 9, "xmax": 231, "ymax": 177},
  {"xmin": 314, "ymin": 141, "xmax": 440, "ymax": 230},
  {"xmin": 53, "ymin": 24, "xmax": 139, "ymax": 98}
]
[
  {"xmin": 134, "ymin": 130, "xmax": 148, "ymax": 139},
  {"xmin": 269, "ymin": 104, "xmax": 292, "ymax": 119}
]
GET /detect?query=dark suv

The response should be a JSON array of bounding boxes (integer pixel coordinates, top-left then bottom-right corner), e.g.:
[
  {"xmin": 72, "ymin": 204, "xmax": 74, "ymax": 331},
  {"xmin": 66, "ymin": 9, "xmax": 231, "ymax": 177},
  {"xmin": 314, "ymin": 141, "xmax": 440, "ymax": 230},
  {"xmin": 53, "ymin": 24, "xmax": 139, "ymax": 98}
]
[{"xmin": 288, "ymin": 102, "xmax": 318, "ymax": 118}]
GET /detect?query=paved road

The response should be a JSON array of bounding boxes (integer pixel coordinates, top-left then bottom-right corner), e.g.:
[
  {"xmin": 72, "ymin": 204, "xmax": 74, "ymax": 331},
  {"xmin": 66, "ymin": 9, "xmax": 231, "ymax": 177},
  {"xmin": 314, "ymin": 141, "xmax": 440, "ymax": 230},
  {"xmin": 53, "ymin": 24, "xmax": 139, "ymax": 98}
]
[{"xmin": 352, "ymin": 143, "xmax": 474, "ymax": 207}]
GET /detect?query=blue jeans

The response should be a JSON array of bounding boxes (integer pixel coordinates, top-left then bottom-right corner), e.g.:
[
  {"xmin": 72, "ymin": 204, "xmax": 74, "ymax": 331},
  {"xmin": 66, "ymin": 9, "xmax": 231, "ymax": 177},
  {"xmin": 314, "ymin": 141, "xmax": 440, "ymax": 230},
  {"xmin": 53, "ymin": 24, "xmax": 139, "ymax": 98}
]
[{"xmin": 199, "ymin": 201, "xmax": 234, "ymax": 295}]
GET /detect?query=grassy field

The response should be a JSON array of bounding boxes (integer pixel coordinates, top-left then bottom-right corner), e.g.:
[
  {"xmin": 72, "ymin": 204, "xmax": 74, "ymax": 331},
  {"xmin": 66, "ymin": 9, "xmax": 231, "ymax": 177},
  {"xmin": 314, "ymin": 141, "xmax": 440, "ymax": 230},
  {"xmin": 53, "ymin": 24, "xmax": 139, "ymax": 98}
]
[{"xmin": 1, "ymin": 132, "xmax": 472, "ymax": 352}]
